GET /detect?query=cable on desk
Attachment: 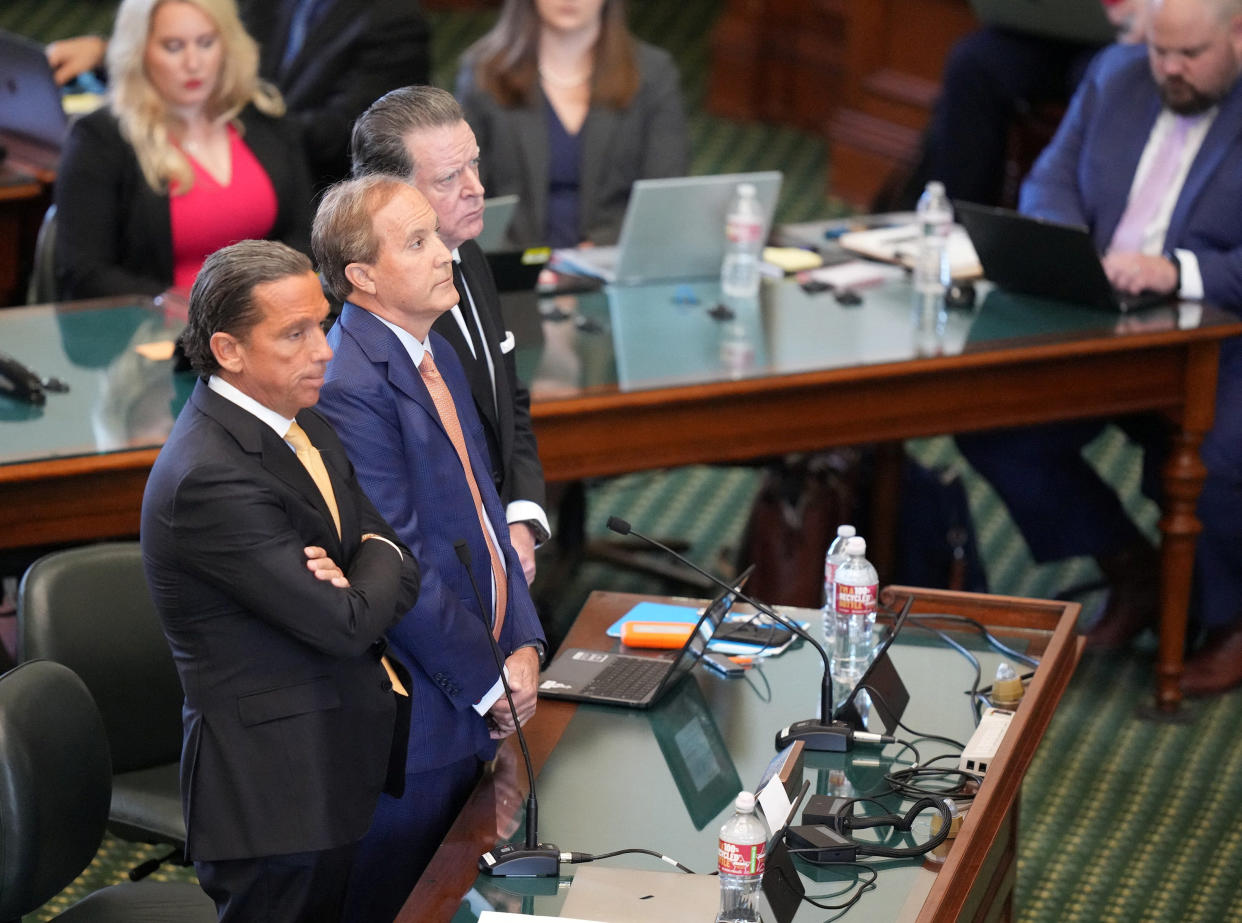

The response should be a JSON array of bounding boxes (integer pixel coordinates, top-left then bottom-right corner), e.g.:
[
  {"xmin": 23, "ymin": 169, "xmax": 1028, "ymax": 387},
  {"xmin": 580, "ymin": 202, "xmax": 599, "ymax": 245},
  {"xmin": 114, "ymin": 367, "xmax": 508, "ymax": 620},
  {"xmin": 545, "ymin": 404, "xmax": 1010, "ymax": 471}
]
[
  {"xmin": 795, "ymin": 863, "xmax": 878, "ymax": 914},
  {"xmin": 559, "ymin": 847, "xmax": 696, "ymax": 874}
]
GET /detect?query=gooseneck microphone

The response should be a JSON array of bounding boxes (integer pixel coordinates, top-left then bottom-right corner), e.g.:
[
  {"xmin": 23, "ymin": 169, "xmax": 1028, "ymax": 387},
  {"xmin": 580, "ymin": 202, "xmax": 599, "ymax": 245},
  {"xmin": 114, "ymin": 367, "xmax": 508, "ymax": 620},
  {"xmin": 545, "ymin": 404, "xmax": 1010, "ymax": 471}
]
[
  {"xmin": 606, "ymin": 516, "xmax": 886, "ymax": 753},
  {"xmin": 455, "ymin": 540, "xmax": 560, "ymax": 877}
]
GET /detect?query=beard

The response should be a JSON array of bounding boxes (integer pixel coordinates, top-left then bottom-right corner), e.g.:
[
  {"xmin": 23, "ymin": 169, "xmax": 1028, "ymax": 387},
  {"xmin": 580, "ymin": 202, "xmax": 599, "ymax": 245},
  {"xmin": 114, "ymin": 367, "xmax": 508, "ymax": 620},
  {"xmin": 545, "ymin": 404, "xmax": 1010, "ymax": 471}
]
[{"xmin": 1160, "ymin": 76, "xmax": 1223, "ymax": 115}]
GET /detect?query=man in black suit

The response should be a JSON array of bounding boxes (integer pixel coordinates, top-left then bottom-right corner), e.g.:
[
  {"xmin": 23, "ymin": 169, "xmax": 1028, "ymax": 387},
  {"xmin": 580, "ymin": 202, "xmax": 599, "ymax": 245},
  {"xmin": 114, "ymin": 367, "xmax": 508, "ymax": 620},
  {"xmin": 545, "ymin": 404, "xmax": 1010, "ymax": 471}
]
[
  {"xmin": 47, "ymin": 0, "xmax": 430, "ymax": 188},
  {"xmin": 140, "ymin": 239, "xmax": 420, "ymax": 922},
  {"xmin": 350, "ymin": 85, "xmax": 550, "ymax": 582}
]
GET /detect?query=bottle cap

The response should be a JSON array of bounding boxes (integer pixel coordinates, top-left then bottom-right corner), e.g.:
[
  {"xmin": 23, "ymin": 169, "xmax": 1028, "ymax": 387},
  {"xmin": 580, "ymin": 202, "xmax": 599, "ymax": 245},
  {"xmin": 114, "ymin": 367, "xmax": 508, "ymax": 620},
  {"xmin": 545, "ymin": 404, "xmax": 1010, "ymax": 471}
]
[
  {"xmin": 737, "ymin": 183, "xmax": 756, "ymax": 197},
  {"xmin": 838, "ymin": 524, "xmax": 856, "ymax": 537},
  {"xmin": 846, "ymin": 536, "xmax": 866, "ymax": 555},
  {"xmin": 735, "ymin": 791, "xmax": 756, "ymax": 813}
]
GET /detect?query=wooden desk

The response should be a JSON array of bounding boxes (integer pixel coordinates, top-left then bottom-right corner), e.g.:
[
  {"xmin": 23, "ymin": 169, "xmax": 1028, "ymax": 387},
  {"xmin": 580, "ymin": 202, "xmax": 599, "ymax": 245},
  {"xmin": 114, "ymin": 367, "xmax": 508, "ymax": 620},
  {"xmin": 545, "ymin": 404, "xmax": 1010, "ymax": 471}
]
[
  {"xmin": 0, "ymin": 281, "xmax": 1237, "ymax": 708},
  {"xmin": 401, "ymin": 585, "xmax": 1083, "ymax": 922}
]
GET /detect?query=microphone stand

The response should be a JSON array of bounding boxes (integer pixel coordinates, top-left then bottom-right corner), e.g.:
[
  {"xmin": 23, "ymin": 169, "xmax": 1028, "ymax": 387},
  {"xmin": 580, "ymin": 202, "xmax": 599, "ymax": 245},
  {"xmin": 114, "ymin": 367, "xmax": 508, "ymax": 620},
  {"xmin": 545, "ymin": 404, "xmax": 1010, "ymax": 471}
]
[
  {"xmin": 455, "ymin": 541, "xmax": 560, "ymax": 877},
  {"xmin": 606, "ymin": 517, "xmax": 883, "ymax": 752}
]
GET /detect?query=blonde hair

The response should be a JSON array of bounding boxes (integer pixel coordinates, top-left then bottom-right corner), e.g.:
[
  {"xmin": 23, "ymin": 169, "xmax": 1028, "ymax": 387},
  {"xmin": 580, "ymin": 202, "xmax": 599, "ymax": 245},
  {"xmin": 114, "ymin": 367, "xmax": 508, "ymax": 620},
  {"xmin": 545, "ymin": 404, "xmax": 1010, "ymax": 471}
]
[{"xmin": 107, "ymin": 0, "xmax": 284, "ymax": 194}]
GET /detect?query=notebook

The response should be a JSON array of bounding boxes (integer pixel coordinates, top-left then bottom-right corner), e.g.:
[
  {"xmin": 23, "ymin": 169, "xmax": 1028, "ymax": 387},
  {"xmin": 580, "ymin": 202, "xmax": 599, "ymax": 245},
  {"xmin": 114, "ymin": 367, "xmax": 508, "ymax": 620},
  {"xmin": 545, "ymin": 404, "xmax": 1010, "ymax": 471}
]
[
  {"xmin": 537, "ymin": 568, "xmax": 753, "ymax": 708},
  {"xmin": 552, "ymin": 171, "xmax": 783, "ymax": 285},
  {"xmin": 559, "ymin": 866, "xmax": 720, "ymax": 922},
  {"xmin": 969, "ymin": 0, "xmax": 1119, "ymax": 44},
  {"xmin": 954, "ymin": 201, "xmax": 1174, "ymax": 313},
  {"xmin": 0, "ymin": 29, "xmax": 70, "ymax": 150}
]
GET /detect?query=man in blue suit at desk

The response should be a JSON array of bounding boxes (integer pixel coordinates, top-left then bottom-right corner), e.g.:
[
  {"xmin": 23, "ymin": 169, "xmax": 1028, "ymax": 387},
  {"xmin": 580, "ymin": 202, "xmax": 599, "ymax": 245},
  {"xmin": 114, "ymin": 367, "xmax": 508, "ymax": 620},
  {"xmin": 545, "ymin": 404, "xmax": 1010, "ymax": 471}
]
[
  {"xmin": 957, "ymin": 0, "xmax": 1242, "ymax": 693},
  {"xmin": 312, "ymin": 174, "xmax": 546, "ymax": 922}
]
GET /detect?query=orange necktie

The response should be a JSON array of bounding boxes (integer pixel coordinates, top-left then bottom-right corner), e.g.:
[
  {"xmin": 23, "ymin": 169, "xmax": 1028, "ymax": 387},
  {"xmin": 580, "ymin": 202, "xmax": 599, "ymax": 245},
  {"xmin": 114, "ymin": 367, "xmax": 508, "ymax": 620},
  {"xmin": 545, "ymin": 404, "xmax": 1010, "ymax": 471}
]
[{"xmin": 418, "ymin": 353, "xmax": 508, "ymax": 639}]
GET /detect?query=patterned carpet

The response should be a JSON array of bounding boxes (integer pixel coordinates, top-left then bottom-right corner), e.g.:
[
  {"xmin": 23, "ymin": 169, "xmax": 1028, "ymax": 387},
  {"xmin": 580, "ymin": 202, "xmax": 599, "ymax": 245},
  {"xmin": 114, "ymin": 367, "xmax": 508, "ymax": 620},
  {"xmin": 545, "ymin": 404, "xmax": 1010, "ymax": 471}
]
[{"xmin": 7, "ymin": 1, "xmax": 1242, "ymax": 921}]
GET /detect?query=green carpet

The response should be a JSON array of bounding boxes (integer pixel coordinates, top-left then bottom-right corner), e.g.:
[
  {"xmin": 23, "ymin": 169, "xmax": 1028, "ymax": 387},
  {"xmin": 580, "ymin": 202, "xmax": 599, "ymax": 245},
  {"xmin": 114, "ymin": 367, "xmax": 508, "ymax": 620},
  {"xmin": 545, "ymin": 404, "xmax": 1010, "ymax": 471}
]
[{"xmin": 7, "ymin": 1, "xmax": 1240, "ymax": 921}]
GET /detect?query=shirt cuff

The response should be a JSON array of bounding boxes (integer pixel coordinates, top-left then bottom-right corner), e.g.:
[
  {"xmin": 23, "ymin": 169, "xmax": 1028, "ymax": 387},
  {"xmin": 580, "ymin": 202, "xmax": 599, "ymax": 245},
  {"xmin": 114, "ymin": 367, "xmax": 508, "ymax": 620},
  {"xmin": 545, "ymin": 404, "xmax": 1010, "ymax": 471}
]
[
  {"xmin": 1176, "ymin": 248, "xmax": 1204, "ymax": 300},
  {"xmin": 361, "ymin": 533, "xmax": 403, "ymax": 560},
  {"xmin": 505, "ymin": 501, "xmax": 551, "ymax": 545},
  {"xmin": 473, "ymin": 666, "xmax": 508, "ymax": 715}
]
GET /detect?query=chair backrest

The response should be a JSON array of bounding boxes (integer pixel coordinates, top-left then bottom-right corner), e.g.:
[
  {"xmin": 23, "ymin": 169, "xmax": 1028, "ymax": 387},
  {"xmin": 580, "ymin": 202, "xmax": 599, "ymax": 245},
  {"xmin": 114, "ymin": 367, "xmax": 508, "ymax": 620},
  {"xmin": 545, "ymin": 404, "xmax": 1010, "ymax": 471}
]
[
  {"xmin": 0, "ymin": 660, "xmax": 112, "ymax": 919},
  {"xmin": 17, "ymin": 542, "xmax": 184, "ymax": 773},
  {"xmin": 25, "ymin": 203, "xmax": 56, "ymax": 305}
]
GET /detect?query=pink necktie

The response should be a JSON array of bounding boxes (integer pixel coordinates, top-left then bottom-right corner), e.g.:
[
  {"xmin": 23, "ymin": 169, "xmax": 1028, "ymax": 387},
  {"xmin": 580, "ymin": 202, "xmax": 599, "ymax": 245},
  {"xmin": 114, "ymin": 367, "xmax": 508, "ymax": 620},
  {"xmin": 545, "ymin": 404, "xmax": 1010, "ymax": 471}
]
[
  {"xmin": 419, "ymin": 352, "xmax": 508, "ymax": 639},
  {"xmin": 1109, "ymin": 114, "xmax": 1196, "ymax": 255}
]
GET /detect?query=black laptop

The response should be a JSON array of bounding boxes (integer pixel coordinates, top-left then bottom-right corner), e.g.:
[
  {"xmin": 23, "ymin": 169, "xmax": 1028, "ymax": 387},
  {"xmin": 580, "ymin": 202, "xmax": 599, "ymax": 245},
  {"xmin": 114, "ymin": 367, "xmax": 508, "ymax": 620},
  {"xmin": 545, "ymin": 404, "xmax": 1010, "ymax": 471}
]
[
  {"xmin": 954, "ymin": 201, "xmax": 1174, "ymax": 313},
  {"xmin": 537, "ymin": 567, "xmax": 753, "ymax": 708}
]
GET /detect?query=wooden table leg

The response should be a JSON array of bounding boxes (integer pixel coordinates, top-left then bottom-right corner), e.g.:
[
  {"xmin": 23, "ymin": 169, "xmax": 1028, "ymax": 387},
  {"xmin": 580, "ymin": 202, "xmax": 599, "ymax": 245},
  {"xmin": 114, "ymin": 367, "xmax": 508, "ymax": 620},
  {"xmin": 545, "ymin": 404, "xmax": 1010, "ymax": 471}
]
[{"xmin": 1156, "ymin": 342, "xmax": 1220, "ymax": 710}]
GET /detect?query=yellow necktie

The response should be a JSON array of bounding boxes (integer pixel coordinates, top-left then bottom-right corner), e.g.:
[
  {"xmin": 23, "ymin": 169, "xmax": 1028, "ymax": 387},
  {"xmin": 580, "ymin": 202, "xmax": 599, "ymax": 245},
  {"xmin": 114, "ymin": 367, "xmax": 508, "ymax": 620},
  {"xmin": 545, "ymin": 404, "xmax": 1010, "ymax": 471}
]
[
  {"xmin": 418, "ymin": 352, "xmax": 507, "ymax": 640},
  {"xmin": 286, "ymin": 421, "xmax": 407, "ymax": 697}
]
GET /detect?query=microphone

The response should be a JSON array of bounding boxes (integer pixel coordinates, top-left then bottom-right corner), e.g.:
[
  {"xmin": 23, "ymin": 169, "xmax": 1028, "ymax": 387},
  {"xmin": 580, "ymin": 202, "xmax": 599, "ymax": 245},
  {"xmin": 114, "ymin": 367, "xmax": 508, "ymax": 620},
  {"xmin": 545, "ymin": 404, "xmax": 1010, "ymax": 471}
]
[
  {"xmin": 454, "ymin": 540, "xmax": 560, "ymax": 877},
  {"xmin": 606, "ymin": 516, "xmax": 858, "ymax": 752}
]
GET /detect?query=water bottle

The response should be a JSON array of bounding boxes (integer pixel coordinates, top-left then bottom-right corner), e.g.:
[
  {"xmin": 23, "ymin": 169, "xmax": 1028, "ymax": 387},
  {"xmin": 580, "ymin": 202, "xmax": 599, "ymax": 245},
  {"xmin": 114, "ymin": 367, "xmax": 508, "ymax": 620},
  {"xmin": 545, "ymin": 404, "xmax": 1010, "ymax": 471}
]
[
  {"xmin": 821, "ymin": 524, "xmax": 857, "ymax": 641},
  {"xmin": 721, "ymin": 183, "xmax": 765, "ymax": 298},
  {"xmin": 716, "ymin": 791, "xmax": 766, "ymax": 923},
  {"xmin": 914, "ymin": 180, "xmax": 953, "ymax": 296},
  {"xmin": 832, "ymin": 536, "xmax": 879, "ymax": 683}
]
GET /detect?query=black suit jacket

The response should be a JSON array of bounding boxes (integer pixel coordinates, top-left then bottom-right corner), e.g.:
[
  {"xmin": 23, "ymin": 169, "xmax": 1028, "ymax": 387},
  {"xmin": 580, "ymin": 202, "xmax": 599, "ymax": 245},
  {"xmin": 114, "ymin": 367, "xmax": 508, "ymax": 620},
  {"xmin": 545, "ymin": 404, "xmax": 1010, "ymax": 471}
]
[
  {"xmin": 140, "ymin": 380, "xmax": 420, "ymax": 862},
  {"xmin": 431, "ymin": 239, "xmax": 547, "ymax": 515},
  {"xmin": 246, "ymin": 0, "xmax": 430, "ymax": 187}
]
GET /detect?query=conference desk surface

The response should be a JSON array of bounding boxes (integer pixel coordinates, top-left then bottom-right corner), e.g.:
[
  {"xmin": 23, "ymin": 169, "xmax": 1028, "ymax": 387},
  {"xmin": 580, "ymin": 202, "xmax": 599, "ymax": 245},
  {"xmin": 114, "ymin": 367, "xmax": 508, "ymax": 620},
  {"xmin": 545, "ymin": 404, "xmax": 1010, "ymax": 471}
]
[
  {"xmin": 0, "ymin": 278, "xmax": 1234, "ymax": 708},
  {"xmin": 401, "ymin": 585, "xmax": 1083, "ymax": 923}
]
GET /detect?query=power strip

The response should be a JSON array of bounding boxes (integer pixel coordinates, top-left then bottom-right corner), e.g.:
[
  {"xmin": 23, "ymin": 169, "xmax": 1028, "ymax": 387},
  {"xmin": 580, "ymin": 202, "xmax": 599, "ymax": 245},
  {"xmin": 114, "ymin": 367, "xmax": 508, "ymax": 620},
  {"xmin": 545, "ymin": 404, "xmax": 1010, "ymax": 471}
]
[{"xmin": 958, "ymin": 707, "xmax": 1014, "ymax": 776}]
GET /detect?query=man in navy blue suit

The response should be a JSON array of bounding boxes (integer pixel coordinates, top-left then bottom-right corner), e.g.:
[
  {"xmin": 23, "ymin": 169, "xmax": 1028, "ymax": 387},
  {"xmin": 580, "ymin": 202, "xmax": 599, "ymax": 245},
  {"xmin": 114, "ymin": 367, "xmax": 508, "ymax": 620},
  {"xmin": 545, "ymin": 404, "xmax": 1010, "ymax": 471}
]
[
  {"xmin": 312, "ymin": 174, "xmax": 546, "ymax": 922},
  {"xmin": 957, "ymin": 0, "xmax": 1242, "ymax": 692}
]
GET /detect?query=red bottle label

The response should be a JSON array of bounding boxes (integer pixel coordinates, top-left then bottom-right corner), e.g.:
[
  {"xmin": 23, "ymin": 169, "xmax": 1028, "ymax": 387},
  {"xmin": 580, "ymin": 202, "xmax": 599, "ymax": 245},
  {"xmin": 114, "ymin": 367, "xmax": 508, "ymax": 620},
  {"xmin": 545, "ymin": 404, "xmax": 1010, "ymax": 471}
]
[
  {"xmin": 718, "ymin": 838, "xmax": 766, "ymax": 876},
  {"xmin": 834, "ymin": 581, "xmax": 877, "ymax": 615}
]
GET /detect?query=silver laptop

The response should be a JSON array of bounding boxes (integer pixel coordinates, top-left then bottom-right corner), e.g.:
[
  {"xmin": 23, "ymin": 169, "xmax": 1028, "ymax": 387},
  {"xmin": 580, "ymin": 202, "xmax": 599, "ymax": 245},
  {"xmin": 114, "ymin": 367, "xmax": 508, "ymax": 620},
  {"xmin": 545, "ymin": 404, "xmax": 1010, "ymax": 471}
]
[
  {"xmin": 554, "ymin": 171, "xmax": 783, "ymax": 285},
  {"xmin": 969, "ymin": 0, "xmax": 1119, "ymax": 44},
  {"xmin": 475, "ymin": 195, "xmax": 518, "ymax": 253},
  {"xmin": 0, "ymin": 29, "xmax": 69, "ymax": 149}
]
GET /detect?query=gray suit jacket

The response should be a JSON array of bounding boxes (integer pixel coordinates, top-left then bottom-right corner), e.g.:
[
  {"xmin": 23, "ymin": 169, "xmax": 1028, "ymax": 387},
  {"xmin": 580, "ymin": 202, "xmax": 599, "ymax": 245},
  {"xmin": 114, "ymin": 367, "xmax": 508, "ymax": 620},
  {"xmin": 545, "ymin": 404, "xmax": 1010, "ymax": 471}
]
[{"xmin": 457, "ymin": 41, "xmax": 689, "ymax": 247}]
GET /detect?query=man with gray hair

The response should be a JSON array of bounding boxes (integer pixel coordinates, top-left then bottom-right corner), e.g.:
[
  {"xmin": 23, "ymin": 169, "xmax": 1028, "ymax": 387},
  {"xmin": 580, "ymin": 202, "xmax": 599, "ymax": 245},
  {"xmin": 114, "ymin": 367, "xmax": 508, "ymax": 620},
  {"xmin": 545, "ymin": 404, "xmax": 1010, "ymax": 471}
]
[
  {"xmin": 141, "ymin": 239, "xmax": 419, "ymax": 921},
  {"xmin": 351, "ymin": 85, "xmax": 549, "ymax": 585},
  {"xmin": 956, "ymin": 0, "xmax": 1242, "ymax": 692}
]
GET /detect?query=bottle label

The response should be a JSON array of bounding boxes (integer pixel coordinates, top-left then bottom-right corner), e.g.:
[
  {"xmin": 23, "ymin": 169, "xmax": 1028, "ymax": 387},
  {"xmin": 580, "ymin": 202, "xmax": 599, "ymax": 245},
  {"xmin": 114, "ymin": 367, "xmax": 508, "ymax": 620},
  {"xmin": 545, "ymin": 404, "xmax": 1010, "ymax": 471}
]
[
  {"xmin": 726, "ymin": 218, "xmax": 764, "ymax": 244},
  {"xmin": 718, "ymin": 838, "xmax": 765, "ymax": 876},
  {"xmin": 834, "ymin": 581, "xmax": 877, "ymax": 615}
]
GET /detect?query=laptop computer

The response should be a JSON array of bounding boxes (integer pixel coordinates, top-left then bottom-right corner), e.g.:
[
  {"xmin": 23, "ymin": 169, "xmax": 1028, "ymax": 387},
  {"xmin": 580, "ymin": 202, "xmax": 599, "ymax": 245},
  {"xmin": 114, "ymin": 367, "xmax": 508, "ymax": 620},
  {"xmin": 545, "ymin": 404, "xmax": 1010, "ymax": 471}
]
[
  {"xmin": 537, "ymin": 567, "xmax": 753, "ymax": 708},
  {"xmin": 553, "ymin": 171, "xmax": 783, "ymax": 285},
  {"xmin": 0, "ymin": 29, "xmax": 70, "ymax": 150},
  {"xmin": 954, "ymin": 201, "xmax": 1174, "ymax": 313},
  {"xmin": 969, "ymin": 0, "xmax": 1119, "ymax": 44},
  {"xmin": 475, "ymin": 195, "xmax": 518, "ymax": 253}
]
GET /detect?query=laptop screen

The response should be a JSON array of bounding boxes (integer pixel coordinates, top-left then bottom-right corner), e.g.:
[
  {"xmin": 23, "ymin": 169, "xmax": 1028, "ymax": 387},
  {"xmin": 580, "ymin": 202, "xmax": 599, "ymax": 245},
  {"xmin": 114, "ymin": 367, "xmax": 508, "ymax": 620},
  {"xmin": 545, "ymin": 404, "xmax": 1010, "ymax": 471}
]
[{"xmin": 650, "ymin": 564, "xmax": 755, "ymax": 699}]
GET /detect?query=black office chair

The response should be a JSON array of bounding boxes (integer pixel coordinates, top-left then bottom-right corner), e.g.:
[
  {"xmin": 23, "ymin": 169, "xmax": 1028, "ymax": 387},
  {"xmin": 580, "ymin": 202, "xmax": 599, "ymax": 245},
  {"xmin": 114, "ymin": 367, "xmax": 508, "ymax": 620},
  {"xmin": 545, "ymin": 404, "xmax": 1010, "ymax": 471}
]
[
  {"xmin": 17, "ymin": 542, "xmax": 187, "ymax": 879},
  {"xmin": 0, "ymin": 659, "xmax": 215, "ymax": 922},
  {"xmin": 25, "ymin": 203, "xmax": 57, "ymax": 305}
]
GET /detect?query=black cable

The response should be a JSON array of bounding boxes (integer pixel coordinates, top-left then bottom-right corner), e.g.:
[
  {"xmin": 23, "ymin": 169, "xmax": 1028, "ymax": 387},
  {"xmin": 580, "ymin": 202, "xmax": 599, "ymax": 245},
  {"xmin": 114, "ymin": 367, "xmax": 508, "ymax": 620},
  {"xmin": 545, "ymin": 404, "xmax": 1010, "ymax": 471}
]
[
  {"xmin": 884, "ymin": 759, "xmax": 981, "ymax": 803},
  {"xmin": 797, "ymin": 863, "xmax": 878, "ymax": 915},
  {"xmin": 908, "ymin": 613, "xmax": 1040, "ymax": 667},
  {"xmin": 561, "ymin": 848, "xmax": 696, "ymax": 874}
]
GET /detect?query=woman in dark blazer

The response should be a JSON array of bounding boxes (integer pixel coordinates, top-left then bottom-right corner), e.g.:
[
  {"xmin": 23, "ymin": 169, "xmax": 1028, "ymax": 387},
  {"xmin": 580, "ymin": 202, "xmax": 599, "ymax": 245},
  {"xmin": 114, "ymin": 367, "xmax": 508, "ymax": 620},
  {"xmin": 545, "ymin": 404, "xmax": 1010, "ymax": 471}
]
[
  {"xmin": 456, "ymin": 0, "xmax": 688, "ymax": 249},
  {"xmin": 53, "ymin": 0, "xmax": 312, "ymax": 301}
]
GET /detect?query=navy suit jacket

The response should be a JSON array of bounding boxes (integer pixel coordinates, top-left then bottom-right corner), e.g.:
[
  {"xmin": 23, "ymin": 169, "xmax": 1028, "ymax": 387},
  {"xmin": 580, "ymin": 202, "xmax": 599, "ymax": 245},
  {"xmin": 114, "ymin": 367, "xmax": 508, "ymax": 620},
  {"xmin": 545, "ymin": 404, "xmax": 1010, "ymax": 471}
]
[
  {"xmin": 1021, "ymin": 43, "xmax": 1242, "ymax": 308},
  {"xmin": 140, "ymin": 380, "xmax": 420, "ymax": 862},
  {"xmin": 316, "ymin": 303, "xmax": 545, "ymax": 774}
]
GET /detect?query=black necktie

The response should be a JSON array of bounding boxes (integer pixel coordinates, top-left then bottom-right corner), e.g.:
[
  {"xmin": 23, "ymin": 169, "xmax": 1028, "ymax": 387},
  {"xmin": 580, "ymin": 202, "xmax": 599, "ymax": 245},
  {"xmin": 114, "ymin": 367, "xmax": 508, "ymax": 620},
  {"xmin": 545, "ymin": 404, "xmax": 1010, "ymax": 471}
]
[{"xmin": 453, "ymin": 261, "xmax": 490, "ymax": 369}]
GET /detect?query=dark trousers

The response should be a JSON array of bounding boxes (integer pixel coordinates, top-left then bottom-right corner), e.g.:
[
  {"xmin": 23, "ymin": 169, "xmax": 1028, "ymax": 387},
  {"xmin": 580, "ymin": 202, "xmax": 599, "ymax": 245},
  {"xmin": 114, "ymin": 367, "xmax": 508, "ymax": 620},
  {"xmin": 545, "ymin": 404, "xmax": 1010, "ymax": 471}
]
[
  {"xmin": 195, "ymin": 842, "xmax": 356, "ymax": 923},
  {"xmin": 343, "ymin": 754, "xmax": 484, "ymax": 923},
  {"xmin": 956, "ymin": 340, "xmax": 1242, "ymax": 632},
  {"xmin": 921, "ymin": 27, "xmax": 1104, "ymax": 206}
]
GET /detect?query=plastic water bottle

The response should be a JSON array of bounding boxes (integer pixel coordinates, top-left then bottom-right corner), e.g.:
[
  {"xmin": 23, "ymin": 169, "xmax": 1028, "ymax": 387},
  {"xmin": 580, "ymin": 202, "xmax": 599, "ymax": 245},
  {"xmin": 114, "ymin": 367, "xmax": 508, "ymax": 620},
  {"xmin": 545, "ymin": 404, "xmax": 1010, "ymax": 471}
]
[
  {"xmin": 914, "ymin": 180, "xmax": 953, "ymax": 296},
  {"xmin": 721, "ymin": 183, "xmax": 765, "ymax": 298},
  {"xmin": 821, "ymin": 524, "xmax": 857, "ymax": 641},
  {"xmin": 832, "ymin": 536, "xmax": 879, "ymax": 683},
  {"xmin": 716, "ymin": 791, "xmax": 766, "ymax": 923}
]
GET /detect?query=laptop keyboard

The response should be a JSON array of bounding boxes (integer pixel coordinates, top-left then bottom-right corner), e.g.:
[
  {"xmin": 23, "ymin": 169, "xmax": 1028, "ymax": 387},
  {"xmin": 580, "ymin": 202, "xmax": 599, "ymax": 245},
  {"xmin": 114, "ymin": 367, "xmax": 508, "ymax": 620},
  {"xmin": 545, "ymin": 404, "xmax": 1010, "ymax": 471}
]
[{"xmin": 581, "ymin": 656, "xmax": 669, "ymax": 702}]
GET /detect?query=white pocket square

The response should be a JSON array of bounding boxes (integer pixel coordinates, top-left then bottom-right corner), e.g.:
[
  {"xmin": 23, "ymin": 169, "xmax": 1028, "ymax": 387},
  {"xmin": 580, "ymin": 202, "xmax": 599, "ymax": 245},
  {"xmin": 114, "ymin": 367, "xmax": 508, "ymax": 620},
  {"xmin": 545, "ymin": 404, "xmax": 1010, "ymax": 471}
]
[{"xmin": 499, "ymin": 331, "xmax": 516, "ymax": 354}]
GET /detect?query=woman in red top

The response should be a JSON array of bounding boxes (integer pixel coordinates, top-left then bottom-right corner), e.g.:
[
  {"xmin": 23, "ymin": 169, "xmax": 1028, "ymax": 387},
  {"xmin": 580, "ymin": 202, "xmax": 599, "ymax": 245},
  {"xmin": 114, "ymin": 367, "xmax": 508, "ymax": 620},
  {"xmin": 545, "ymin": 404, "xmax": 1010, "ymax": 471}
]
[{"xmin": 53, "ymin": 0, "xmax": 312, "ymax": 301}]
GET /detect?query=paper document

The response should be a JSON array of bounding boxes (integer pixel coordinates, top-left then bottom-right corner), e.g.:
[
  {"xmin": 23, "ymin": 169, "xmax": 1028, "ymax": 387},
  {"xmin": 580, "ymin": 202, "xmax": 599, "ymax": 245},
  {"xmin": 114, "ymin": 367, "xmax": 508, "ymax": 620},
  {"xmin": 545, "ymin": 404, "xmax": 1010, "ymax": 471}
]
[{"xmin": 839, "ymin": 223, "xmax": 982, "ymax": 279}]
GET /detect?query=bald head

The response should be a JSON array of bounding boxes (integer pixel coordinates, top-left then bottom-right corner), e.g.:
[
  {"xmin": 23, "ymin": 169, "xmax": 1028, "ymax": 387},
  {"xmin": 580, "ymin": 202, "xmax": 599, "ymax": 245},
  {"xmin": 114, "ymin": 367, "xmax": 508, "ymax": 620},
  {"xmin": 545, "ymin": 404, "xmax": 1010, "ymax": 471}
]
[{"xmin": 1147, "ymin": 0, "xmax": 1242, "ymax": 112}]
